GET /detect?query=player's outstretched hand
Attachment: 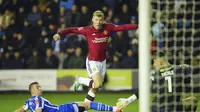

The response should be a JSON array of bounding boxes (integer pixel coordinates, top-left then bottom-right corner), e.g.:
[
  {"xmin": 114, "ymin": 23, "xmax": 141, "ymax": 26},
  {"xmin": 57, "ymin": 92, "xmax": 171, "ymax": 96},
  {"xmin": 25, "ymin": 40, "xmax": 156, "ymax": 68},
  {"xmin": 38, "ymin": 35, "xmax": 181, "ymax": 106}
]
[
  {"xmin": 182, "ymin": 96, "xmax": 197, "ymax": 103},
  {"xmin": 53, "ymin": 34, "xmax": 60, "ymax": 41},
  {"xmin": 116, "ymin": 98, "xmax": 128, "ymax": 111},
  {"xmin": 182, "ymin": 96, "xmax": 198, "ymax": 111}
]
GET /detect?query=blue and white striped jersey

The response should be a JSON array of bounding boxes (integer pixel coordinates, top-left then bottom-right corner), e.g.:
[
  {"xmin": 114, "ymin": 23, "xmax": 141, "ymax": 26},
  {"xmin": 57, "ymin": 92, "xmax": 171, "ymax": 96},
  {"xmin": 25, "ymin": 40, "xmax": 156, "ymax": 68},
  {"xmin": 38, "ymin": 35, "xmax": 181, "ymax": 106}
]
[{"xmin": 23, "ymin": 96, "xmax": 59, "ymax": 112}]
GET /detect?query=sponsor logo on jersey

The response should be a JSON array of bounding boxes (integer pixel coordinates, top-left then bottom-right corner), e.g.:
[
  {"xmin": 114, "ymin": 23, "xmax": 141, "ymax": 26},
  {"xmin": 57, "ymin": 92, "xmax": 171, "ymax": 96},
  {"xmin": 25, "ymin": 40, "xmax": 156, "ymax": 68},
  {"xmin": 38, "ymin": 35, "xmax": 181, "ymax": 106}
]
[
  {"xmin": 92, "ymin": 37, "xmax": 108, "ymax": 43},
  {"xmin": 161, "ymin": 70, "xmax": 174, "ymax": 77},
  {"xmin": 160, "ymin": 68, "xmax": 165, "ymax": 72},
  {"xmin": 160, "ymin": 66, "xmax": 173, "ymax": 72}
]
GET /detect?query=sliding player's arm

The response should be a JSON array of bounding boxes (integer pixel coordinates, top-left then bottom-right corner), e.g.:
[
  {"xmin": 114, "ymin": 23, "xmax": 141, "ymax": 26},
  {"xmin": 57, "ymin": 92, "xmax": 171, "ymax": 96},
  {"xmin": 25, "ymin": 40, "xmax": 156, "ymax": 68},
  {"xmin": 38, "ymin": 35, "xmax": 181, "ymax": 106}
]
[
  {"xmin": 15, "ymin": 100, "xmax": 29, "ymax": 112},
  {"xmin": 15, "ymin": 107, "xmax": 26, "ymax": 112},
  {"xmin": 53, "ymin": 27, "xmax": 87, "ymax": 41}
]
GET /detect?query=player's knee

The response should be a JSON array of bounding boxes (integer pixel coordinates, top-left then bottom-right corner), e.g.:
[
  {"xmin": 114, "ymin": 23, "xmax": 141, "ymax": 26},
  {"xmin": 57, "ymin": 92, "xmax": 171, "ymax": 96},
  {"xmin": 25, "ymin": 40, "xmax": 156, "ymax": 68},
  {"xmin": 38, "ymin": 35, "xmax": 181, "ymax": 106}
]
[
  {"xmin": 77, "ymin": 102, "xmax": 90, "ymax": 111},
  {"xmin": 78, "ymin": 106, "xmax": 86, "ymax": 112},
  {"xmin": 93, "ymin": 81, "xmax": 102, "ymax": 88},
  {"xmin": 84, "ymin": 102, "xmax": 90, "ymax": 109},
  {"xmin": 92, "ymin": 72, "xmax": 103, "ymax": 88}
]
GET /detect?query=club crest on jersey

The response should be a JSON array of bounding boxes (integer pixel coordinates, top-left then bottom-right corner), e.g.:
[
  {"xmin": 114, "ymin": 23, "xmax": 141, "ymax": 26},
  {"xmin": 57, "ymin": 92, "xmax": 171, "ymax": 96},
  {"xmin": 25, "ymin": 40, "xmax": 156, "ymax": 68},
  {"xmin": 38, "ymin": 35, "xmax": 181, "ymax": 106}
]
[
  {"xmin": 93, "ymin": 68, "xmax": 96, "ymax": 72},
  {"xmin": 103, "ymin": 30, "xmax": 108, "ymax": 35},
  {"xmin": 35, "ymin": 100, "xmax": 39, "ymax": 104},
  {"xmin": 78, "ymin": 27, "xmax": 84, "ymax": 30},
  {"xmin": 160, "ymin": 66, "xmax": 173, "ymax": 72}
]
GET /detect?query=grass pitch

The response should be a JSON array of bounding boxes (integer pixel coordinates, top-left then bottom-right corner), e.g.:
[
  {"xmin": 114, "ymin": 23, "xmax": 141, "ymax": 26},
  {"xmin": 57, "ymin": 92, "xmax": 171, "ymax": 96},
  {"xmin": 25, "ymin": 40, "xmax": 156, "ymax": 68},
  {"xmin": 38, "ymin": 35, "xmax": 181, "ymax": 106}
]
[{"xmin": 0, "ymin": 92, "xmax": 199, "ymax": 112}]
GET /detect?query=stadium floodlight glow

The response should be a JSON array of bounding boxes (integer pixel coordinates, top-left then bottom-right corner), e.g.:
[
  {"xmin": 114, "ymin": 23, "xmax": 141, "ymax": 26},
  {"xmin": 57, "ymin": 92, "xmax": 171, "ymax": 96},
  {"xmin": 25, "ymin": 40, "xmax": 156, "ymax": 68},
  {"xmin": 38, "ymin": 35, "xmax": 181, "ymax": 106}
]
[{"xmin": 139, "ymin": 0, "xmax": 151, "ymax": 112}]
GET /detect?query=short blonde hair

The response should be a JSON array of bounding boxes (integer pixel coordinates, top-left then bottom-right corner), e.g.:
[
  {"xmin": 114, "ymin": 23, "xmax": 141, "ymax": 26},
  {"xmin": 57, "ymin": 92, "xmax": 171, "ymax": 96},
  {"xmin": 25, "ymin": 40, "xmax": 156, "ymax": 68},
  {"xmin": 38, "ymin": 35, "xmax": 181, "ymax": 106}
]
[{"xmin": 93, "ymin": 10, "xmax": 104, "ymax": 18}]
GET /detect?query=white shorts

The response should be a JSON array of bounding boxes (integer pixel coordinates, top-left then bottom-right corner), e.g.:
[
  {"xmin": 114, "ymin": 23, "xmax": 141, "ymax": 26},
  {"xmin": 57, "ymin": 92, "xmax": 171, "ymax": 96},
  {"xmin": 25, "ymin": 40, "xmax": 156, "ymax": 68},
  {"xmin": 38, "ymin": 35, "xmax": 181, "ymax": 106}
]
[{"xmin": 86, "ymin": 58, "xmax": 106, "ymax": 80}]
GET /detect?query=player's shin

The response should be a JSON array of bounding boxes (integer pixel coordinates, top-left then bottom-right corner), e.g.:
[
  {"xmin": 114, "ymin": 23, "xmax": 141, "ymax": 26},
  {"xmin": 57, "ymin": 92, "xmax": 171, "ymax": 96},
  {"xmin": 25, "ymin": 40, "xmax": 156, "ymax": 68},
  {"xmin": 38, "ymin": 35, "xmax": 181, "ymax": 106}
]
[
  {"xmin": 84, "ymin": 88, "xmax": 97, "ymax": 102},
  {"xmin": 89, "ymin": 102, "xmax": 120, "ymax": 112}
]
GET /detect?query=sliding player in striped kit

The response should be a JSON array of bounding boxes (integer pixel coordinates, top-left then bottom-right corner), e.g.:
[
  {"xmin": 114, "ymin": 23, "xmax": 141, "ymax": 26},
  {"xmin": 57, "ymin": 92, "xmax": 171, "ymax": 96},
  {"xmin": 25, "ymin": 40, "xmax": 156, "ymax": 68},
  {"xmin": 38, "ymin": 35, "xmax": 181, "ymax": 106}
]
[{"xmin": 15, "ymin": 82, "xmax": 121, "ymax": 112}]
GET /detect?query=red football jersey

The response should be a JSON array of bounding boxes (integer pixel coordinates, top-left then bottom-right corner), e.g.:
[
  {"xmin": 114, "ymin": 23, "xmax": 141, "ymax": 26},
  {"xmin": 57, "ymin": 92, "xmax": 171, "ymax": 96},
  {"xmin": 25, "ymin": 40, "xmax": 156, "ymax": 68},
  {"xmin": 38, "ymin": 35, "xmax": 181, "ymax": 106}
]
[{"xmin": 58, "ymin": 23, "xmax": 137, "ymax": 61}]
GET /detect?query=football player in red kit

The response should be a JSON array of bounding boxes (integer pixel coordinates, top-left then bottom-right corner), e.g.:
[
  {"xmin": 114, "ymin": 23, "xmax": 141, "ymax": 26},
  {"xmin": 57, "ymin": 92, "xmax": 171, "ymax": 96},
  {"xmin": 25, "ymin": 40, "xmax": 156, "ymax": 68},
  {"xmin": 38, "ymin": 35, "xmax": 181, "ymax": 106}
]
[{"xmin": 53, "ymin": 10, "xmax": 137, "ymax": 105}]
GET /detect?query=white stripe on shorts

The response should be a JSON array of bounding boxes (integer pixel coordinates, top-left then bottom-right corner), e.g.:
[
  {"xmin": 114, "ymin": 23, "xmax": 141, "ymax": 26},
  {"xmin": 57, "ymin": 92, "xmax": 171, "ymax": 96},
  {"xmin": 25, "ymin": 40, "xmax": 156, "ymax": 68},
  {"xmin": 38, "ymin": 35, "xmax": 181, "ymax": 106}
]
[{"xmin": 73, "ymin": 104, "xmax": 79, "ymax": 112}]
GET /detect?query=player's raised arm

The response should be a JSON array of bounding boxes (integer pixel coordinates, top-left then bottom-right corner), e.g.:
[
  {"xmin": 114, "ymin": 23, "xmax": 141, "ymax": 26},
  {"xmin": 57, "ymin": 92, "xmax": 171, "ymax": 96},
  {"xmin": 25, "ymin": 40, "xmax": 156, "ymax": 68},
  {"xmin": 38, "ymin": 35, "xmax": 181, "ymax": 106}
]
[
  {"xmin": 110, "ymin": 24, "xmax": 137, "ymax": 32},
  {"xmin": 53, "ymin": 27, "xmax": 87, "ymax": 41}
]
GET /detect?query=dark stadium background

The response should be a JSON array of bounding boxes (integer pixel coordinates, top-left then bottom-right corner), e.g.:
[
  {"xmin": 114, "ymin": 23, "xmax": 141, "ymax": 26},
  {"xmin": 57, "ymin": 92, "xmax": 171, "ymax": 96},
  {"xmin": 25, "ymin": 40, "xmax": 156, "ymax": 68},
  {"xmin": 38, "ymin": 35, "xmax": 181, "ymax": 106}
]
[{"xmin": 0, "ymin": 0, "xmax": 199, "ymax": 112}]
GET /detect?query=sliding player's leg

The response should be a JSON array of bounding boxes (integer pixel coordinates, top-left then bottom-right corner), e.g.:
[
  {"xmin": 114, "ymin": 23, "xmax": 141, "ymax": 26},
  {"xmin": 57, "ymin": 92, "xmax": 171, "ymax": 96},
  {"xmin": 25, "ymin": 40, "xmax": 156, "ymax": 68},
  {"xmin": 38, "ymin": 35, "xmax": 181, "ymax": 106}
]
[
  {"xmin": 76, "ymin": 102, "xmax": 121, "ymax": 112},
  {"xmin": 58, "ymin": 100, "xmax": 121, "ymax": 112}
]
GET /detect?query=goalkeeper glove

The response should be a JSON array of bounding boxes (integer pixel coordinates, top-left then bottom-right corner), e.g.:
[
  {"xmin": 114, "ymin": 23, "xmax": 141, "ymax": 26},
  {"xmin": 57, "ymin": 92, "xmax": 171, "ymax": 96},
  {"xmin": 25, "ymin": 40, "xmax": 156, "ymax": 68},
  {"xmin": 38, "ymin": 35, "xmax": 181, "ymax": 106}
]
[
  {"xmin": 182, "ymin": 96, "xmax": 198, "ymax": 111},
  {"xmin": 116, "ymin": 98, "xmax": 128, "ymax": 110},
  {"xmin": 116, "ymin": 94, "xmax": 137, "ymax": 110}
]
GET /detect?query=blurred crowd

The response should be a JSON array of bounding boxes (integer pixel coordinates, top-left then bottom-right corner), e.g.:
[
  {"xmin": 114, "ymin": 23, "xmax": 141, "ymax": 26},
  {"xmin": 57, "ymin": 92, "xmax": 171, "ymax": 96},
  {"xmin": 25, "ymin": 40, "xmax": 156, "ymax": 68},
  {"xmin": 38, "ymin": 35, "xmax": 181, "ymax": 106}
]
[
  {"xmin": 0, "ymin": 0, "xmax": 139, "ymax": 69},
  {"xmin": 0, "ymin": 0, "xmax": 199, "ymax": 71},
  {"xmin": 151, "ymin": 0, "xmax": 200, "ymax": 74}
]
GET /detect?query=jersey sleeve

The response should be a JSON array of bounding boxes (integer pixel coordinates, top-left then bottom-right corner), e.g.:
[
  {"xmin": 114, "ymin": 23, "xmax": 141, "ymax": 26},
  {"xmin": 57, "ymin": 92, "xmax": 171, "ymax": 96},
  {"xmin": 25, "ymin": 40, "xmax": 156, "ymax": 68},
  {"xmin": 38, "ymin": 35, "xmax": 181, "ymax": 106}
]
[
  {"xmin": 150, "ymin": 70, "xmax": 156, "ymax": 81},
  {"xmin": 35, "ymin": 96, "xmax": 44, "ymax": 109},
  {"xmin": 182, "ymin": 65, "xmax": 193, "ymax": 93},
  {"xmin": 109, "ymin": 24, "xmax": 137, "ymax": 32},
  {"xmin": 58, "ymin": 27, "xmax": 87, "ymax": 36},
  {"xmin": 22, "ymin": 100, "xmax": 29, "ymax": 111},
  {"xmin": 177, "ymin": 64, "xmax": 192, "ymax": 93}
]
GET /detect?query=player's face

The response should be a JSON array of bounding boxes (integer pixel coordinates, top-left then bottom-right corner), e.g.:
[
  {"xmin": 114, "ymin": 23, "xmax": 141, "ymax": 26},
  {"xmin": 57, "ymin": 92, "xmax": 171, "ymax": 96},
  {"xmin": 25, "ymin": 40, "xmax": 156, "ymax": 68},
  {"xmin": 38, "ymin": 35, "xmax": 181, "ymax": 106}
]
[
  {"xmin": 31, "ymin": 84, "xmax": 42, "ymax": 96},
  {"xmin": 153, "ymin": 58, "xmax": 162, "ymax": 70},
  {"xmin": 92, "ymin": 16, "xmax": 104, "ymax": 30}
]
